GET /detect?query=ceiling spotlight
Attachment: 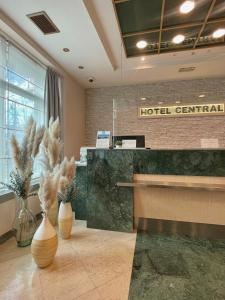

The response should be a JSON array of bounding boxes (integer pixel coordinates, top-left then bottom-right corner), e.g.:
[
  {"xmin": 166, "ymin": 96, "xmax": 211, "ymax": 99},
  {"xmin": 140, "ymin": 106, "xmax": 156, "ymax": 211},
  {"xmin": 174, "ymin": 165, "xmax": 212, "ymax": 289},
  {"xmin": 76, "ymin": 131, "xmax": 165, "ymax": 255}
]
[
  {"xmin": 63, "ymin": 48, "xmax": 70, "ymax": 52},
  {"xmin": 141, "ymin": 56, "xmax": 146, "ymax": 61},
  {"xmin": 136, "ymin": 40, "xmax": 147, "ymax": 49},
  {"xmin": 180, "ymin": 1, "xmax": 195, "ymax": 14},
  {"xmin": 212, "ymin": 28, "xmax": 225, "ymax": 39},
  {"xmin": 141, "ymin": 97, "xmax": 147, "ymax": 100},
  {"xmin": 198, "ymin": 94, "xmax": 205, "ymax": 98},
  {"xmin": 172, "ymin": 34, "xmax": 185, "ymax": 44}
]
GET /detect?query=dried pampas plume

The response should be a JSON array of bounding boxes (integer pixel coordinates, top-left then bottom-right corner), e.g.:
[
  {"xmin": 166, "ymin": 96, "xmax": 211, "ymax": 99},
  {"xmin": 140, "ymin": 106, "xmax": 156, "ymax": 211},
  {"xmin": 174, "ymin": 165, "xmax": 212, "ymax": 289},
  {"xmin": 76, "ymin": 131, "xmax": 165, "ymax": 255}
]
[
  {"xmin": 58, "ymin": 156, "xmax": 75, "ymax": 194},
  {"xmin": 11, "ymin": 116, "xmax": 44, "ymax": 176},
  {"xmin": 11, "ymin": 135, "xmax": 21, "ymax": 170},
  {"xmin": 59, "ymin": 176, "xmax": 69, "ymax": 194},
  {"xmin": 2, "ymin": 116, "xmax": 45, "ymax": 200},
  {"xmin": 32, "ymin": 126, "xmax": 45, "ymax": 157},
  {"xmin": 59, "ymin": 157, "xmax": 75, "ymax": 184},
  {"xmin": 40, "ymin": 117, "xmax": 62, "ymax": 171},
  {"xmin": 47, "ymin": 138, "xmax": 61, "ymax": 169},
  {"xmin": 38, "ymin": 172, "xmax": 59, "ymax": 214}
]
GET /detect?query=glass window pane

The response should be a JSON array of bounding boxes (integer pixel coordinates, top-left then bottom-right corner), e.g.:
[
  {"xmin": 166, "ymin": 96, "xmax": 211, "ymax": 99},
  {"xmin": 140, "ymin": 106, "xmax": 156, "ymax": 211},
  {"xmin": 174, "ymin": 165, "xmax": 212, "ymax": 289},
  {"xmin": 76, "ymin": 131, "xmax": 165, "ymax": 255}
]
[{"xmin": 0, "ymin": 36, "xmax": 46, "ymax": 192}]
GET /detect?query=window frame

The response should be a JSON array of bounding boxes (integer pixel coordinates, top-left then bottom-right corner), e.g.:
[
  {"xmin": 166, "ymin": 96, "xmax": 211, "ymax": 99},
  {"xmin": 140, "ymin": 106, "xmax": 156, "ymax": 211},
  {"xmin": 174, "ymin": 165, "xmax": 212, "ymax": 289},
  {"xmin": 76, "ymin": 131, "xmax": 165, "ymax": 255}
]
[{"xmin": 0, "ymin": 34, "xmax": 47, "ymax": 200}]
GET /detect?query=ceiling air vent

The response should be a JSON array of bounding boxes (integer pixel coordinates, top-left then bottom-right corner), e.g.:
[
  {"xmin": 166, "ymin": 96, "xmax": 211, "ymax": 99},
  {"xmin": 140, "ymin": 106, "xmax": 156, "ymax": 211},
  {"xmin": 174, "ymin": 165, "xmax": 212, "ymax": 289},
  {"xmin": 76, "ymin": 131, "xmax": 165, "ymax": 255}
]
[
  {"xmin": 27, "ymin": 11, "xmax": 60, "ymax": 35},
  {"xmin": 178, "ymin": 67, "xmax": 196, "ymax": 73}
]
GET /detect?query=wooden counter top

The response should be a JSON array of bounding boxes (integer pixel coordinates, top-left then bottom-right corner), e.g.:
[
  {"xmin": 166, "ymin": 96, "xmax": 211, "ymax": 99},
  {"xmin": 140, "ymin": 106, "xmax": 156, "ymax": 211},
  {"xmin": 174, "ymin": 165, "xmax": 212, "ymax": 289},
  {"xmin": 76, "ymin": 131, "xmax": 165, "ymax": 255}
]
[{"xmin": 117, "ymin": 174, "xmax": 225, "ymax": 191}]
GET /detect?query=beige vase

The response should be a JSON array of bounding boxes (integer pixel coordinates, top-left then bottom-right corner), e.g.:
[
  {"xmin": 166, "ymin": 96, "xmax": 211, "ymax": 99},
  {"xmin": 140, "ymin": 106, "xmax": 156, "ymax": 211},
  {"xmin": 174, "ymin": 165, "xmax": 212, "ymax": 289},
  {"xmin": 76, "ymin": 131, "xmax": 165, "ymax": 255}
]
[
  {"xmin": 47, "ymin": 199, "xmax": 58, "ymax": 226},
  {"xmin": 58, "ymin": 202, "xmax": 73, "ymax": 239},
  {"xmin": 31, "ymin": 215, "xmax": 58, "ymax": 268}
]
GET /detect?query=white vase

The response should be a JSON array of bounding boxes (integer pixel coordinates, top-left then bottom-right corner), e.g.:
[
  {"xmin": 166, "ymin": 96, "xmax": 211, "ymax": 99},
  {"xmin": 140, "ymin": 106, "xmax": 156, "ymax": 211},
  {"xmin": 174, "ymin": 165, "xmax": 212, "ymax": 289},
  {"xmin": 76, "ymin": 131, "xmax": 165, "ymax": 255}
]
[
  {"xmin": 31, "ymin": 215, "xmax": 58, "ymax": 268},
  {"xmin": 58, "ymin": 202, "xmax": 73, "ymax": 239},
  {"xmin": 47, "ymin": 199, "xmax": 58, "ymax": 226}
]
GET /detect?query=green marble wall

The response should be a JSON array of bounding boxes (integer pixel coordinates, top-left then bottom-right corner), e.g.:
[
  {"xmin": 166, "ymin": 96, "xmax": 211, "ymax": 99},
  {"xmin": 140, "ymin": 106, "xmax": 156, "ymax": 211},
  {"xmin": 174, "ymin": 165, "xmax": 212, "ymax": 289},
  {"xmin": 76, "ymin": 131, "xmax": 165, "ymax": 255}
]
[
  {"xmin": 72, "ymin": 165, "xmax": 87, "ymax": 220},
  {"xmin": 87, "ymin": 149, "xmax": 225, "ymax": 232}
]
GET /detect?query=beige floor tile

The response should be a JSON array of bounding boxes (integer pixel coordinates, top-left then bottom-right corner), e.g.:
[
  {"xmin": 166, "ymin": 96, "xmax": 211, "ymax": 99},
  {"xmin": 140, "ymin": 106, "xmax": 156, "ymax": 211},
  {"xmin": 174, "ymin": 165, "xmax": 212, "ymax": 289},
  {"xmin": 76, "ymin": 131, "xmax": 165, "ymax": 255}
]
[
  {"xmin": 78, "ymin": 245, "xmax": 129, "ymax": 285},
  {"xmin": 0, "ymin": 237, "xmax": 30, "ymax": 263},
  {"xmin": 75, "ymin": 288, "xmax": 102, "ymax": 300},
  {"xmin": 97, "ymin": 272, "xmax": 132, "ymax": 300},
  {"xmin": 0, "ymin": 221, "xmax": 136, "ymax": 300}
]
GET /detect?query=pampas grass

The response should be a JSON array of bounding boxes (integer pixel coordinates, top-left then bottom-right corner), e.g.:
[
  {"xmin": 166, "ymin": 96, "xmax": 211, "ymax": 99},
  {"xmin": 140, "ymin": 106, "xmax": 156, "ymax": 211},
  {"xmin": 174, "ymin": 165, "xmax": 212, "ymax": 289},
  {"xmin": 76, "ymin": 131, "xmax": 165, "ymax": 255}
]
[
  {"xmin": 40, "ymin": 117, "xmax": 61, "ymax": 172},
  {"xmin": 1, "ymin": 117, "xmax": 44, "ymax": 199},
  {"xmin": 38, "ymin": 172, "xmax": 60, "ymax": 214},
  {"xmin": 32, "ymin": 127, "xmax": 46, "ymax": 157},
  {"xmin": 38, "ymin": 117, "xmax": 62, "ymax": 223},
  {"xmin": 59, "ymin": 157, "xmax": 75, "ymax": 183},
  {"xmin": 58, "ymin": 157, "xmax": 76, "ymax": 203}
]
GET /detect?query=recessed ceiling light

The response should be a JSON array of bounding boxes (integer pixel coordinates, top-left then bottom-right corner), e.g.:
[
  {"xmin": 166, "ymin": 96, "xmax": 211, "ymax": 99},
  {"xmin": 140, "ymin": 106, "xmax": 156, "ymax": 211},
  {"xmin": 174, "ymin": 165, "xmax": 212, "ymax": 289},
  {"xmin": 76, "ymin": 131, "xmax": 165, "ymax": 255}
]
[
  {"xmin": 172, "ymin": 34, "xmax": 185, "ymax": 44},
  {"xmin": 198, "ymin": 94, "xmax": 205, "ymax": 98},
  {"xmin": 78, "ymin": 65, "xmax": 84, "ymax": 69},
  {"xmin": 136, "ymin": 40, "xmax": 147, "ymax": 49},
  {"xmin": 141, "ymin": 97, "xmax": 147, "ymax": 100},
  {"xmin": 180, "ymin": 1, "xmax": 195, "ymax": 14},
  {"xmin": 212, "ymin": 28, "xmax": 225, "ymax": 39},
  {"xmin": 63, "ymin": 48, "xmax": 70, "ymax": 52},
  {"xmin": 141, "ymin": 56, "xmax": 146, "ymax": 61},
  {"xmin": 176, "ymin": 101, "xmax": 181, "ymax": 104}
]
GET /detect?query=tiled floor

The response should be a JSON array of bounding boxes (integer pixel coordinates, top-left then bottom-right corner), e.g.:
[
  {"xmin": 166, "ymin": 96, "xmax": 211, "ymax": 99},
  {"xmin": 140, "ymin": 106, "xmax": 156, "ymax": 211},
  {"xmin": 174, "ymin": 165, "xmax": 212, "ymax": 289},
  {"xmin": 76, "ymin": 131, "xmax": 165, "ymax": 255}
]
[{"xmin": 0, "ymin": 220, "xmax": 136, "ymax": 300}]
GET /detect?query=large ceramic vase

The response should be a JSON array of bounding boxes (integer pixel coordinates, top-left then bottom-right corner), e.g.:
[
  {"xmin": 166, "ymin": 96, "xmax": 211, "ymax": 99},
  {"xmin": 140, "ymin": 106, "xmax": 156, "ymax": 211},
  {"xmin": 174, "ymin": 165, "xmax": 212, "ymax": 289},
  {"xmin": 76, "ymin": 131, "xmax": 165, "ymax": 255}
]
[
  {"xmin": 58, "ymin": 202, "xmax": 73, "ymax": 239},
  {"xmin": 13, "ymin": 197, "xmax": 37, "ymax": 247},
  {"xmin": 47, "ymin": 199, "xmax": 58, "ymax": 226},
  {"xmin": 31, "ymin": 215, "xmax": 58, "ymax": 268}
]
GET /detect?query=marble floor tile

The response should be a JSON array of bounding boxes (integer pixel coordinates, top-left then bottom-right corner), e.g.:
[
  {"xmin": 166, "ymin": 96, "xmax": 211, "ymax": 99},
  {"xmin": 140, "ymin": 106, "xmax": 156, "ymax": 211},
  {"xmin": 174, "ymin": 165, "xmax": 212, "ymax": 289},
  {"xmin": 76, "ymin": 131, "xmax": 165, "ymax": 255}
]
[
  {"xmin": 76, "ymin": 288, "xmax": 102, "ymax": 300},
  {"xmin": 98, "ymin": 272, "xmax": 132, "ymax": 300},
  {"xmin": 0, "ymin": 220, "xmax": 136, "ymax": 300}
]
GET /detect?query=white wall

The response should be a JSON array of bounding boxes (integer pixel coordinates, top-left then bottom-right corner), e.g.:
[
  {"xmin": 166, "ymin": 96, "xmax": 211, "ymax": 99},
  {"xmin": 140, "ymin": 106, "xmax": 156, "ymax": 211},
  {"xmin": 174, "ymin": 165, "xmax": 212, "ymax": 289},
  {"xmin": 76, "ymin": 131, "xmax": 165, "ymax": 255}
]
[
  {"xmin": 0, "ymin": 12, "xmax": 85, "ymax": 236},
  {"xmin": 63, "ymin": 74, "xmax": 85, "ymax": 159}
]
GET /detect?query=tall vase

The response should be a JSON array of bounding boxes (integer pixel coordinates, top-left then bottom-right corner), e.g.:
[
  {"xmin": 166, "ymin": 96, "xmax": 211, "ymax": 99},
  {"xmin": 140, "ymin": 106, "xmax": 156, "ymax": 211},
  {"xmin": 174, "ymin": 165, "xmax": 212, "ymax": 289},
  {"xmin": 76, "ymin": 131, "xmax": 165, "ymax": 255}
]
[
  {"xmin": 47, "ymin": 198, "xmax": 58, "ymax": 226},
  {"xmin": 31, "ymin": 215, "xmax": 58, "ymax": 268},
  {"xmin": 13, "ymin": 197, "xmax": 37, "ymax": 247},
  {"xmin": 58, "ymin": 202, "xmax": 73, "ymax": 239}
]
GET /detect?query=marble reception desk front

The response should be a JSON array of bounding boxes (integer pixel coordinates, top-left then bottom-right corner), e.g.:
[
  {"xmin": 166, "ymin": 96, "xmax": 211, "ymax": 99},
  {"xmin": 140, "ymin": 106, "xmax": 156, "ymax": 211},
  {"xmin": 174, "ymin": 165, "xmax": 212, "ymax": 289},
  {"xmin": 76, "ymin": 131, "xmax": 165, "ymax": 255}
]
[{"xmin": 86, "ymin": 149, "xmax": 225, "ymax": 233}]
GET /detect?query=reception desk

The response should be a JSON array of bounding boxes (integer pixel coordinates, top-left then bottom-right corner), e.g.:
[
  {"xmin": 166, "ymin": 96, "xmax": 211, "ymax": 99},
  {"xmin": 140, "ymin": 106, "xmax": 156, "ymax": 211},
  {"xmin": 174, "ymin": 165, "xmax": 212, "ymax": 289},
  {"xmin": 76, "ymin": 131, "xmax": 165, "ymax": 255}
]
[
  {"xmin": 72, "ymin": 162, "xmax": 87, "ymax": 220},
  {"xmin": 86, "ymin": 149, "xmax": 225, "ymax": 233}
]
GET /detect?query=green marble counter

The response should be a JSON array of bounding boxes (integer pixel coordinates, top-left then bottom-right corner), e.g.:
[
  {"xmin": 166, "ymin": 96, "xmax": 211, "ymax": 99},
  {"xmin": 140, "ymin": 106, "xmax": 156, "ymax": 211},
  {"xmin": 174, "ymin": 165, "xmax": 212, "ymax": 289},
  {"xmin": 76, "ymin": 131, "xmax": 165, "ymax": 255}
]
[
  {"xmin": 86, "ymin": 149, "xmax": 225, "ymax": 232},
  {"xmin": 72, "ymin": 165, "xmax": 87, "ymax": 220}
]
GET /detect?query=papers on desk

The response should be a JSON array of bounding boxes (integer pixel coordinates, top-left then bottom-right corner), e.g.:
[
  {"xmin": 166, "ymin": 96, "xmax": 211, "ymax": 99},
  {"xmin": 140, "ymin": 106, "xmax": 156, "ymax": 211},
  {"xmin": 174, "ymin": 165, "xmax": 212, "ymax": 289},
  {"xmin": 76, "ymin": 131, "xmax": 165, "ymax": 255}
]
[
  {"xmin": 96, "ymin": 131, "xmax": 110, "ymax": 148},
  {"xmin": 122, "ymin": 139, "xmax": 136, "ymax": 148}
]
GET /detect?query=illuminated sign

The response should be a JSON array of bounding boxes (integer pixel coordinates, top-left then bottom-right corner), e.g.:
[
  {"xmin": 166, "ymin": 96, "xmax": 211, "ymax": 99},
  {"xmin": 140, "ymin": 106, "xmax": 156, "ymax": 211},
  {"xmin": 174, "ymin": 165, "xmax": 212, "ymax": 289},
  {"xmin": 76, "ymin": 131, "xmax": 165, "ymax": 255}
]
[{"xmin": 139, "ymin": 104, "xmax": 225, "ymax": 118}]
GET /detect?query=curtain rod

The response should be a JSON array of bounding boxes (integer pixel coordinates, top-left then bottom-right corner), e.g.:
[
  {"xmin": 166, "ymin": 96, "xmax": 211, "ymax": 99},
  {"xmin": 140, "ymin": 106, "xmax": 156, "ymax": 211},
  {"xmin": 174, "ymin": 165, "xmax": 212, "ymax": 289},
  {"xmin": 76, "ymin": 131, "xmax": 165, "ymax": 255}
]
[{"xmin": 0, "ymin": 30, "xmax": 47, "ymax": 70}]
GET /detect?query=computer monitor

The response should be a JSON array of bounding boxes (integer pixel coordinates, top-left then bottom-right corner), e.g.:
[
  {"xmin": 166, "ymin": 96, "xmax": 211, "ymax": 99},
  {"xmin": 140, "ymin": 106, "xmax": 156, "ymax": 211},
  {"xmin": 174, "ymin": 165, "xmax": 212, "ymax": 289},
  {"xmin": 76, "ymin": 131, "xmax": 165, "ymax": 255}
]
[{"xmin": 112, "ymin": 135, "xmax": 145, "ymax": 148}]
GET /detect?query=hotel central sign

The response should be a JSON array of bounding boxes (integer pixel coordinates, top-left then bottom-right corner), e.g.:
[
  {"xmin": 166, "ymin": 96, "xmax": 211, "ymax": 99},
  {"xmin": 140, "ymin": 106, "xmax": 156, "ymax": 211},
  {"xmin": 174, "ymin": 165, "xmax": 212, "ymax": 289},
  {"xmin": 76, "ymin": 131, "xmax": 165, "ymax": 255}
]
[{"xmin": 139, "ymin": 103, "xmax": 225, "ymax": 118}]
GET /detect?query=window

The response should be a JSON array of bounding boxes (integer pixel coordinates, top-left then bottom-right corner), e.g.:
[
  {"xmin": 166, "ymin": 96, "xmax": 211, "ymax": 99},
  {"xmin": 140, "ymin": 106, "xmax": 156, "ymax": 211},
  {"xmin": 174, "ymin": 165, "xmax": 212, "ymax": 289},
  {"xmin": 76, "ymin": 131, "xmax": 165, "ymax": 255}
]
[{"xmin": 0, "ymin": 36, "xmax": 46, "ymax": 194}]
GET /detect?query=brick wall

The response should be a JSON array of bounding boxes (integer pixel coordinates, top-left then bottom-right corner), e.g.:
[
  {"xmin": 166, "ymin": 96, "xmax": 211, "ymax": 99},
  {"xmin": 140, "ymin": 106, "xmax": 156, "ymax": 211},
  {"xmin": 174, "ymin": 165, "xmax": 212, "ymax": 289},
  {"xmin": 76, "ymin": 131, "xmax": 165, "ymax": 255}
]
[{"xmin": 85, "ymin": 77, "xmax": 225, "ymax": 149}]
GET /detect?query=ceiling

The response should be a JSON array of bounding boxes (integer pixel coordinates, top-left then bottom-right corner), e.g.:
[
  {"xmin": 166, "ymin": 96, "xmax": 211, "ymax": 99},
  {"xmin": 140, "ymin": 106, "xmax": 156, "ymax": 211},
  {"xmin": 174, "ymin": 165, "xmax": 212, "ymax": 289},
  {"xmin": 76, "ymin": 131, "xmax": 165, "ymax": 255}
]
[
  {"xmin": 0, "ymin": 0, "xmax": 225, "ymax": 88},
  {"xmin": 114, "ymin": 0, "xmax": 225, "ymax": 57}
]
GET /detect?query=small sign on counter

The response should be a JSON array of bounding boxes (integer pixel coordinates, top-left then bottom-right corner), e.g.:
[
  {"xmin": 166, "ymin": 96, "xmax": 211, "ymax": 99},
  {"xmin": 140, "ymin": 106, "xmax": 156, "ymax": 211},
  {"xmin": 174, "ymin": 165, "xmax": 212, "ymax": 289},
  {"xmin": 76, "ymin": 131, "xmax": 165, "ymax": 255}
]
[
  {"xmin": 122, "ymin": 139, "xmax": 137, "ymax": 148},
  {"xmin": 96, "ymin": 131, "xmax": 110, "ymax": 148}
]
